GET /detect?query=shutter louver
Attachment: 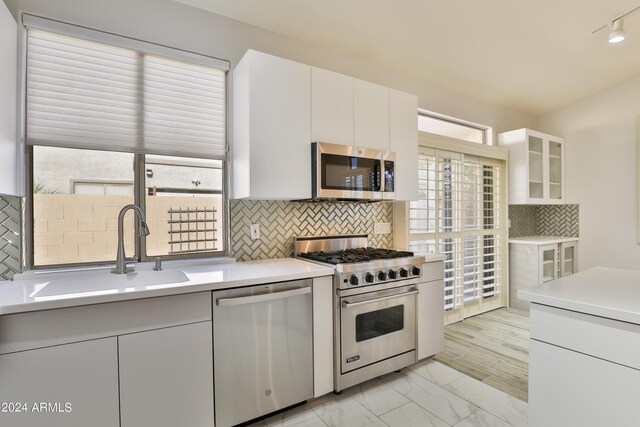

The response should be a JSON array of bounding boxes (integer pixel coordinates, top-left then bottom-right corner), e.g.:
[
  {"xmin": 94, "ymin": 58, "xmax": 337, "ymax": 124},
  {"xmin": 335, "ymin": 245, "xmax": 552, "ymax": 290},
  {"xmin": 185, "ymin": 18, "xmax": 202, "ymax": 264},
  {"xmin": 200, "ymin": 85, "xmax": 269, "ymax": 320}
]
[
  {"xmin": 409, "ymin": 146, "xmax": 503, "ymax": 313},
  {"xmin": 26, "ymin": 29, "xmax": 227, "ymax": 159}
]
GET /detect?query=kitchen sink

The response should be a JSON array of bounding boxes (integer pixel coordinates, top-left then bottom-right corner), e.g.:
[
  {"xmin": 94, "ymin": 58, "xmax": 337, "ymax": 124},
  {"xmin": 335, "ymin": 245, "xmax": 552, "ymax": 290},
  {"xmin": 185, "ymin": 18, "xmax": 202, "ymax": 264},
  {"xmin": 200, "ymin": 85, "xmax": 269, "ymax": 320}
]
[{"xmin": 33, "ymin": 270, "xmax": 189, "ymax": 298}]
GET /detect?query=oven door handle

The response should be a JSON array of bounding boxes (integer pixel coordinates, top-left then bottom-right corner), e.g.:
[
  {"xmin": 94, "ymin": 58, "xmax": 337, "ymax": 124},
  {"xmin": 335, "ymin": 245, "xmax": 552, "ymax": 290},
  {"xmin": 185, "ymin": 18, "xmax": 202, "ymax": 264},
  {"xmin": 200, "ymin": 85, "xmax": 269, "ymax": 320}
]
[{"xmin": 342, "ymin": 289, "xmax": 418, "ymax": 309}]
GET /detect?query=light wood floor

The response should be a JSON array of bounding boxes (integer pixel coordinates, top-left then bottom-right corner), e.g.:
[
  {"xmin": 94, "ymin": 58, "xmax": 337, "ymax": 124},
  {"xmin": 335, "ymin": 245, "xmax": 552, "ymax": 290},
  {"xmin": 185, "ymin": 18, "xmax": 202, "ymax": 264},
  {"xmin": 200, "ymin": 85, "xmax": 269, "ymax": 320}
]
[{"xmin": 434, "ymin": 307, "xmax": 530, "ymax": 402}]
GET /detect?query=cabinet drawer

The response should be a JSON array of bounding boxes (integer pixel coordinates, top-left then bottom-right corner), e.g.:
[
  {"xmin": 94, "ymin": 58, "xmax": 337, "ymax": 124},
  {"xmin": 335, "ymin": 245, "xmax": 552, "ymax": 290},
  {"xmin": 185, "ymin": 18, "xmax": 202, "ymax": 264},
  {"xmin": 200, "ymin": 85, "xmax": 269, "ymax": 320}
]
[
  {"xmin": 0, "ymin": 292, "xmax": 211, "ymax": 354},
  {"xmin": 530, "ymin": 303, "xmax": 640, "ymax": 370},
  {"xmin": 422, "ymin": 261, "xmax": 444, "ymax": 282}
]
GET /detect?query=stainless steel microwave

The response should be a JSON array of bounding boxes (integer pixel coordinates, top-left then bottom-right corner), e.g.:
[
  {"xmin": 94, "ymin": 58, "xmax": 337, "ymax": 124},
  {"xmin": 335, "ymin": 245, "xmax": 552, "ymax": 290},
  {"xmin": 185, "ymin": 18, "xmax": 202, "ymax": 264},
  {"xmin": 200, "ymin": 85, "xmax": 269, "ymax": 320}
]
[{"xmin": 312, "ymin": 142, "xmax": 395, "ymax": 201}]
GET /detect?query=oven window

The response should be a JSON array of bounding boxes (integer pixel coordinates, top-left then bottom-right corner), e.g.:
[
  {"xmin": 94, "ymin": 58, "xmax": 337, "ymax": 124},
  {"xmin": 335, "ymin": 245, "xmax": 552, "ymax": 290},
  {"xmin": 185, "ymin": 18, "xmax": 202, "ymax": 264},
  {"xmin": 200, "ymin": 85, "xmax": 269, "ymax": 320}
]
[
  {"xmin": 355, "ymin": 305, "xmax": 404, "ymax": 342},
  {"xmin": 321, "ymin": 154, "xmax": 380, "ymax": 191}
]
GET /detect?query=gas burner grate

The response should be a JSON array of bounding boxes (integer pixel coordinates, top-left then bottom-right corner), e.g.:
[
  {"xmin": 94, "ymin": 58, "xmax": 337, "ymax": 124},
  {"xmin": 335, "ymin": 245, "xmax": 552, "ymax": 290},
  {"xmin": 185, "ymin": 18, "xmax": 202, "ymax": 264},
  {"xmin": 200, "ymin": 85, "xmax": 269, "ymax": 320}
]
[{"xmin": 299, "ymin": 247, "xmax": 414, "ymax": 265}]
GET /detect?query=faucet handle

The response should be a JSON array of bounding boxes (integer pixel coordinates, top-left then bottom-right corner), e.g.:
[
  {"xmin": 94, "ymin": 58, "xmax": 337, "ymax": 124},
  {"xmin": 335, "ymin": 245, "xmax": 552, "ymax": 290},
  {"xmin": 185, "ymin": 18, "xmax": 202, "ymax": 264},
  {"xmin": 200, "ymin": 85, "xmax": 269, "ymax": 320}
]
[{"xmin": 153, "ymin": 257, "xmax": 162, "ymax": 271}]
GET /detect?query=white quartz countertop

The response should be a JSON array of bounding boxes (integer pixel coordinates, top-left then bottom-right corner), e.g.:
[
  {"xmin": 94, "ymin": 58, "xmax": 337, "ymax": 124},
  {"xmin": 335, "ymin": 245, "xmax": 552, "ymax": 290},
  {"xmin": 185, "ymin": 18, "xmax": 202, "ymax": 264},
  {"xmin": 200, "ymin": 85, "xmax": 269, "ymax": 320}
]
[
  {"xmin": 519, "ymin": 266, "xmax": 640, "ymax": 324},
  {"xmin": 0, "ymin": 258, "xmax": 335, "ymax": 315},
  {"xmin": 509, "ymin": 236, "xmax": 579, "ymax": 245}
]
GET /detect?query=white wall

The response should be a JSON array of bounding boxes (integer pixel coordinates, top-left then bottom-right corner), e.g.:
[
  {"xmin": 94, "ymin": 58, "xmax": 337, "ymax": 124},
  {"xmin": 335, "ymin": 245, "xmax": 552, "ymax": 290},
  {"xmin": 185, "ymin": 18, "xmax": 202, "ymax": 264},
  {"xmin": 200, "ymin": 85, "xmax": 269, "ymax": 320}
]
[
  {"xmin": 537, "ymin": 74, "xmax": 640, "ymax": 271},
  {"xmin": 3, "ymin": 0, "xmax": 533, "ymax": 139}
]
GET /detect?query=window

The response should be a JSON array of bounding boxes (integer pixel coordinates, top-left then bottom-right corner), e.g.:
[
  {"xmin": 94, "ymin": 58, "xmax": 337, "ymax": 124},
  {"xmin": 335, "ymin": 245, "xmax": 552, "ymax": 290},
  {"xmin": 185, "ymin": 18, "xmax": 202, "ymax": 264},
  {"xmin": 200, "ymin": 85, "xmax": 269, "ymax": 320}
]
[
  {"xmin": 418, "ymin": 113, "xmax": 489, "ymax": 145},
  {"xmin": 25, "ymin": 18, "xmax": 229, "ymax": 268},
  {"xmin": 409, "ymin": 144, "xmax": 506, "ymax": 323},
  {"xmin": 144, "ymin": 155, "xmax": 223, "ymax": 257}
]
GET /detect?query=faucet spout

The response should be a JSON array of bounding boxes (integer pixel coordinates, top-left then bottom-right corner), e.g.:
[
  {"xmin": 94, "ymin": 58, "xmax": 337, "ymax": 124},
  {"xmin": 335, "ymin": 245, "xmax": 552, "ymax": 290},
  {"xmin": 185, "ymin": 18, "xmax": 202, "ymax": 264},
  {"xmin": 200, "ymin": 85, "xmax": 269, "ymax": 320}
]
[{"xmin": 112, "ymin": 204, "xmax": 150, "ymax": 274}]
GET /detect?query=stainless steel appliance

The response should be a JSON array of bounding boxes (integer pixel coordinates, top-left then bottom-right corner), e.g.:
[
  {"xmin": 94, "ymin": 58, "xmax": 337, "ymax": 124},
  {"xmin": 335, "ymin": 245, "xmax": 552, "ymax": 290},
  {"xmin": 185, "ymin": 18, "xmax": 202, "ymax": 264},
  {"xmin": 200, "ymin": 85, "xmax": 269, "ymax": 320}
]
[
  {"xmin": 295, "ymin": 235, "xmax": 424, "ymax": 392},
  {"xmin": 212, "ymin": 279, "xmax": 313, "ymax": 427},
  {"xmin": 312, "ymin": 142, "xmax": 395, "ymax": 201}
]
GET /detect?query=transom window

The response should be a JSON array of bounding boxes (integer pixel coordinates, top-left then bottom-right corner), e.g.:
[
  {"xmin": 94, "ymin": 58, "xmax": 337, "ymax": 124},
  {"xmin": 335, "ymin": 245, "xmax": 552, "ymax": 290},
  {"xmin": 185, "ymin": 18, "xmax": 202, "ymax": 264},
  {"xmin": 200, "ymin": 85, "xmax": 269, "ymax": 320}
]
[{"xmin": 418, "ymin": 112, "xmax": 489, "ymax": 145}]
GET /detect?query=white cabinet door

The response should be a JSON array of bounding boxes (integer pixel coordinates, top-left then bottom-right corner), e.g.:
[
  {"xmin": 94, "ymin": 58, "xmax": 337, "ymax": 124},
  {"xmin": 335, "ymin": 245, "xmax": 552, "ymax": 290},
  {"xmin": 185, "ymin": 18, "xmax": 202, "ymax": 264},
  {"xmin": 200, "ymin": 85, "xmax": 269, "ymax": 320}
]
[
  {"xmin": 0, "ymin": 338, "xmax": 119, "ymax": 427},
  {"xmin": 232, "ymin": 50, "xmax": 311, "ymax": 199},
  {"xmin": 547, "ymin": 137, "xmax": 564, "ymax": 201},
  {"xmin": 417, "ymin": 278, "xmax": 444, "ymax": 360},
  {"xmin": 0, "ymin": 1, "xmax": 18, "ymax": 196},
  {"xmin": 530, "ymin": 339, "xmax": 640, "ymax": 427},
  {"xmin": 389, "ymin": 89, "xmax": 418, "ymax": 201},
  {"xmin": 559, "ymin": 241, "xmax": 577, "ymax": 277},
  {"xmin": 499, "ymin": 128, "xmax": 565, "ymax": 204},
  {"xmin": 538, "ymin": 243, "xmax": 558, "ymax": 283},
  {"xmin": 118, "ymin": 322, "xmax": 214, "ymax": 427},
  {"xmin": 312, "ymin": 275, "xmax": 334, "ymax": 396},
  {"xmin": 354, "ymin": 79, "xmax": 389, "ymax": 150},
  {"xmin": 311, "ymin": 67, "xmax": 353, "ymax": 146}
]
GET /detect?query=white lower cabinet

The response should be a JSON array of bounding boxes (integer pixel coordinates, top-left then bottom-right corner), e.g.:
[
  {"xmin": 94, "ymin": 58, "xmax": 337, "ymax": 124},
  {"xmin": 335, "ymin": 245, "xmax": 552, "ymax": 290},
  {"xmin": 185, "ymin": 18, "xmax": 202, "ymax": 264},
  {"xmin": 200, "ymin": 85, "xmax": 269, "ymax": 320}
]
[
  {"xmin": 509, "ymin": 237, "xmax": 578, "ymax": 310},
  {"xmin": 118, "ymin": 322, "xmax": 214, "ymax": 427},
  {"xmin": 312, "ymin": 275, "xmax": 334, "ymax": 396},
  {"xmin": 0, "ymin": 338, "xmax": 120, "ymax": 427},
  {"xmin": 529, "ymin": 304, "xmax": 640, "ymax": 426},
  {"xmin": 530, "ymin": 340, "xmax": 640, "ymax": 427},
  {"xmin": 417, "ymin": 261, "xmax": 445, "ymax": 360},
  {"xmin": 0, "ymin": 292, "xmax": 213, "ymax": 427}
]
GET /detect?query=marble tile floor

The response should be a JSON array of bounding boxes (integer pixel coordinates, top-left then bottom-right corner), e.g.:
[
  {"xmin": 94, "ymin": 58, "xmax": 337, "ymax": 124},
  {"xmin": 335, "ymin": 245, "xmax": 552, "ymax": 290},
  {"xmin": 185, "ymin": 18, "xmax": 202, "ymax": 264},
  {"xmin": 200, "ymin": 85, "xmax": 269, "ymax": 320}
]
[{"xmin": 248, "ymin": 359, "xmax": 528, "ymax": 427}]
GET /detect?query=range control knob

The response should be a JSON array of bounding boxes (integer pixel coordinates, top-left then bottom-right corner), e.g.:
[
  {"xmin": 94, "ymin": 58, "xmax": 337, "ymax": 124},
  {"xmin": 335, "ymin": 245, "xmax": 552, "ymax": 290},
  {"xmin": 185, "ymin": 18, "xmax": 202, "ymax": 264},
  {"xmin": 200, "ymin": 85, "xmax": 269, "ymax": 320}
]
[
  {"xmin": 411, "ymin": 266, "xmax": 421, "ymax": 276},
  {"xmin": 364, "ymin": 272, "xmax": 374, "ymax": 284},
  {"xmin": 398, "ymin": 268, "xmax": 408, "ymax": 278},
  {"xmin": 348, "ymin": 275, "xmax": 359, "ymax": 286},
  {"xmin": 387, "ymin": 269, "xmax": 397, "ymax": 280},
  {"xmin": 377, "ymin": 271, "xmax": 387, "ymax": 281}
]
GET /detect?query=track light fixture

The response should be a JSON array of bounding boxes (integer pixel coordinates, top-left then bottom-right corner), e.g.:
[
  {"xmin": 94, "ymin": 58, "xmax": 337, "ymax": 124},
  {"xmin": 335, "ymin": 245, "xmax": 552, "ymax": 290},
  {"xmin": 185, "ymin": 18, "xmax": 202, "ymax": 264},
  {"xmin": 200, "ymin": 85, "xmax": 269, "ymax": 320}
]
[
  {"xmin": 593, "ymin": 4, "xmax": 640, "ymax": 44},
  {"xmin": 609, "ymin": 19, "xmax": 626, "ymax": 44}
]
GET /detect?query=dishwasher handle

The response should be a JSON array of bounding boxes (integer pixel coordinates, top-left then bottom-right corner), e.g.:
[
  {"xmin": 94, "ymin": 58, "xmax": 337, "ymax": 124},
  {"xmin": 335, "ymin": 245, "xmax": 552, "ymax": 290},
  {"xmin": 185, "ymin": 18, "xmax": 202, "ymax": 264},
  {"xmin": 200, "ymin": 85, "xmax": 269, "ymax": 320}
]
[
  {"xmin": 342, "ymin": 289, "xmax": 418, "ymax": 309},
  {"xmin": 216, "ymin": 286, "xmax": 311, "ymax": 307}
]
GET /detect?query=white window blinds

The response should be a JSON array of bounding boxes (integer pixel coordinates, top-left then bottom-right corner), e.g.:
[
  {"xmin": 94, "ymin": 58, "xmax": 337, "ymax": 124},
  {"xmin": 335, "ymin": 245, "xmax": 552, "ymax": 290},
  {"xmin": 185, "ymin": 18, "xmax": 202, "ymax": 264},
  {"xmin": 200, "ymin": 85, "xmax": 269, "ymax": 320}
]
[
  {"xmin": 26, "ymin": 27, "xmax": 227, "ymax": 159},
  {"xmin": 409, "ymin": 147, "xmax": 504, "ymax": 312}
]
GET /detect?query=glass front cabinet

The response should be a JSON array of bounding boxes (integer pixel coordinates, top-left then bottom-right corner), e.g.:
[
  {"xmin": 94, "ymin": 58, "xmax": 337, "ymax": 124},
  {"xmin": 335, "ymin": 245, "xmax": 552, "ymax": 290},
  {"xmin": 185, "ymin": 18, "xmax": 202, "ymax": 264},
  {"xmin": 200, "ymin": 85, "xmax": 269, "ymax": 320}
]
[
  {"xmin": 509, "ymin": 238, "xmax": 578, "ymax": 311},
  {"xmin": 499, "ymin": 128, "xmax": 565, "ymax": 204}
]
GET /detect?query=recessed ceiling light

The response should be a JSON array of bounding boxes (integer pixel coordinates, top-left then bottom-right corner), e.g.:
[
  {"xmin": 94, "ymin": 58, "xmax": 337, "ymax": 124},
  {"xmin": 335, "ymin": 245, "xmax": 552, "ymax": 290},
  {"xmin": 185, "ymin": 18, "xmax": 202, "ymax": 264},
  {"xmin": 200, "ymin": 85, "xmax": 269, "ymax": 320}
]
[{"xmin": 609, "ymin": 19, "xmax": 626, "ymax": 44}]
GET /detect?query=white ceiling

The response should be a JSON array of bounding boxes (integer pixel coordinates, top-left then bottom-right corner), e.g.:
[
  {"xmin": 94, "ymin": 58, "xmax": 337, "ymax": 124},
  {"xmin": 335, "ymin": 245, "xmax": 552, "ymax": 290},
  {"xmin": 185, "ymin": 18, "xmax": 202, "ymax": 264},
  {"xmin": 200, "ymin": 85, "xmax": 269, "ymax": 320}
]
[{"xmin": 175, "ymin": 0, "xmax": 640, "ymax": 115}]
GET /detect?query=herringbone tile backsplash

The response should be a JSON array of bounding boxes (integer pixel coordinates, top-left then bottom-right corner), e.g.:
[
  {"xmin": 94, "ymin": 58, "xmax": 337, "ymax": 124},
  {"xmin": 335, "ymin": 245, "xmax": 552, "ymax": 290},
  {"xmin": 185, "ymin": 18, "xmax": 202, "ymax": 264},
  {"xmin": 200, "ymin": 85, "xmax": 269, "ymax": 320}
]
[
  {"xmin": 509, "ymin": 204, "xmax": 579, "ymax": 238},
  {"xmin": 538, "ymin": 204, "xmax": 579, "ymax": 237},
  {"xmin": 230, "ymin": 200, "xmax": 393, "ymax": 261},
  {"xmin": 508, "ymin": 205, "xmax": 538, "ymax": 237},
  {"xmin": 0, "ymin": 195, "xmax": 22, "ymax": 281}
]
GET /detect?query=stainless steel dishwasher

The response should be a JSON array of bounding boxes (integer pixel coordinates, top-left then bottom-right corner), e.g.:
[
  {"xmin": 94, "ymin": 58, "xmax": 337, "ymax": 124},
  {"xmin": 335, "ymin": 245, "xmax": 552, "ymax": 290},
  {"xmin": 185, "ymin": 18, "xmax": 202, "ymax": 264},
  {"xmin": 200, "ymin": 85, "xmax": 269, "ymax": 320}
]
[{"xmin": 212, "ymin": 279, "xmax": 313, "ymax": 427}]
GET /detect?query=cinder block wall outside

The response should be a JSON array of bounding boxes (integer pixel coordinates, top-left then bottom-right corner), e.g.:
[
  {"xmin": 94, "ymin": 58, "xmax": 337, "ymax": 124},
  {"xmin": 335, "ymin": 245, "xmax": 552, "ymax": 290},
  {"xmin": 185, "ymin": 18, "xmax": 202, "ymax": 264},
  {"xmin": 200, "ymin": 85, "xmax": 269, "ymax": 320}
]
[{"xmin": 33, "ymin": 194, "xmax": 223, "ymax": 266}]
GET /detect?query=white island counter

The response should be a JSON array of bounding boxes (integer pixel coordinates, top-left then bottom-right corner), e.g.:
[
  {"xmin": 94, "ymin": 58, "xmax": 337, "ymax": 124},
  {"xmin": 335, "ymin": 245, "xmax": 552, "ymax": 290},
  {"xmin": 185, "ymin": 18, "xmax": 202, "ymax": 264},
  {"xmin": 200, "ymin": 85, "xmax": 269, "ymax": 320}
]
[{"xmin": 519, "ymin": 266, "xmax": 640, "ymax": 427}]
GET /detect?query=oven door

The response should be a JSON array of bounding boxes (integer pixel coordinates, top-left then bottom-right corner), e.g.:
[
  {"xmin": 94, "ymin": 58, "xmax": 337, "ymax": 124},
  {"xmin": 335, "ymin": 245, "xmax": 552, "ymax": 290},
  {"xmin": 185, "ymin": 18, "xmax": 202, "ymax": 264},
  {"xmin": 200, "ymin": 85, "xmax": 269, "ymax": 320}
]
[{"xmin": 340, "ymin": 285, "xmax": 417, "ymax": 373}]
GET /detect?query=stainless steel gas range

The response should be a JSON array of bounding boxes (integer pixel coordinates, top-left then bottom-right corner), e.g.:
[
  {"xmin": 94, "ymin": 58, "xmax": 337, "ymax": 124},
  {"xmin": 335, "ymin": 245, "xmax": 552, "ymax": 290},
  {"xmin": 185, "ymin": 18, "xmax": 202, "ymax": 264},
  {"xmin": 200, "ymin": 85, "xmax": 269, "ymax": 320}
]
[{"xmin": 295, "ymin": 234, "xmax": 425, "ymax": 392}]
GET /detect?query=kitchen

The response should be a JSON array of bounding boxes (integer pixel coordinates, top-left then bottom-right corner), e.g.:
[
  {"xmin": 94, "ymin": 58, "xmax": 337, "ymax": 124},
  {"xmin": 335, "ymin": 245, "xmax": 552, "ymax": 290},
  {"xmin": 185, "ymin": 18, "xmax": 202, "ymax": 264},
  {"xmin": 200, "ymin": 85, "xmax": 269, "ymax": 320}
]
[{"xmin": 0, "ymin": 0, "xmax": 640, "ymax": 424}]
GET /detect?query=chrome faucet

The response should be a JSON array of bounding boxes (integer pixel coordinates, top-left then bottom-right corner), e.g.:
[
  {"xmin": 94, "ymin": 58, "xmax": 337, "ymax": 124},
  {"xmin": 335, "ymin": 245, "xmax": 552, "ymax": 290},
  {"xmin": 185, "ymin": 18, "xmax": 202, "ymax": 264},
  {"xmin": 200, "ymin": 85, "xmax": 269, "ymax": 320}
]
[{"xmin": 112, "ymin": 204, "xmax": 150, "ymax": 274}]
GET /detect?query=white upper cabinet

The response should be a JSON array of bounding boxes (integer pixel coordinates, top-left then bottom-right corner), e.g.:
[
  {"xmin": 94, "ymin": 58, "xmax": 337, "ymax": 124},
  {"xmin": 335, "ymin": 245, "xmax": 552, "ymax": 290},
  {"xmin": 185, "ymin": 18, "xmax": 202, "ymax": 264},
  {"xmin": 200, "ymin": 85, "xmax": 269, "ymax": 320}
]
[
  {"xmin": 233, "ymin": 50, "xmax": 418, "ymax": 200},
  {"xmin": 0, "ymin": 2, "xmax": 19, "ymax": 196},
  {"xmin": 354, "ymin": 79, "xmax": 390, "ymax": 150},
  {"xmin": 232, "ymin": 50, "xmax": 311, "ymax": 200},
  {"xmin": 311, "ymin": 67, "xmax": 354, "ymax": 146},
  {"xmin": 389, "ymin": 89, "xmax": 419, "ymax": 200},
  {"xmin": 499, "ymin": 128, "xmax": 565, "ymax": 204}
]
